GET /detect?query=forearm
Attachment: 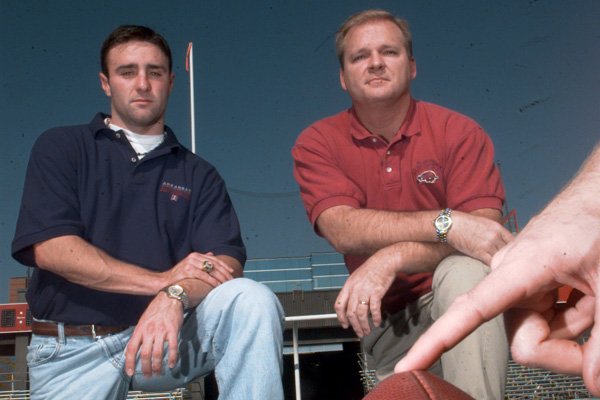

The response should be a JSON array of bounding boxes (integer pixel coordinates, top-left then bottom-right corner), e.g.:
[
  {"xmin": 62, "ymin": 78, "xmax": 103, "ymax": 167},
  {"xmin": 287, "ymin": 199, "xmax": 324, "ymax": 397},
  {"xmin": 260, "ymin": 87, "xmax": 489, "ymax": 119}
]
[
  {"xmin": 552, "ymin": 144, "xmax": 600, "ymax": 216},
  {"xmin": 317, "ymin": 206, "xmax": 439, "ymax": 254},
  {"xmin": 33, "ymin": 235, "xmax": 168, "ymax": 295},
  {"xmin": 318, "ymin": 206, "xmax": 503, "ymax": 255},
  {"xmin": 370, "ymin": 240, "xmax": 456, "ymax": 275}
]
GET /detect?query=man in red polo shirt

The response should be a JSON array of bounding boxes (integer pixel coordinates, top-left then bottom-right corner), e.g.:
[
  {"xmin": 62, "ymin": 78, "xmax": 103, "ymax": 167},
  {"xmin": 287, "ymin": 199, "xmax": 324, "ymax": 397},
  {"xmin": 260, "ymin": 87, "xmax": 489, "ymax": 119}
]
[{"xmin": 292, "ymin": 10, "xmax": 513, "ymax": 399}]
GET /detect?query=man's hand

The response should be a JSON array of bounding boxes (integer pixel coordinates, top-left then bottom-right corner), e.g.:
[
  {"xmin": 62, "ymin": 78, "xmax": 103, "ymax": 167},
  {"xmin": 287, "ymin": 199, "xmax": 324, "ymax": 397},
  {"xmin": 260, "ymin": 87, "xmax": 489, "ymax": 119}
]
[
  {"xmin": 335, "ymin": 252, "xmax": 397, "ymax": 337},
  {"xmin": 161, "ymin": 252, "xmax": 234, "ymax": 289},
  {"xmin": 446, "ymin": 210, "xmax": 514, "ymax": 265},
  {"xmin": 124, "ymin": 252, "xmax": 239, "ymax": 378},
  {"xmin": 125, "ymin": 292, "xmax": 184, "ymax": 377},
  {"xmin": 505, "ymin": 290, "xmax": 595, "ymax": 375},
  {"xmin": 394, "ymin": 205, "xmax": 600, "ymax": 396}
]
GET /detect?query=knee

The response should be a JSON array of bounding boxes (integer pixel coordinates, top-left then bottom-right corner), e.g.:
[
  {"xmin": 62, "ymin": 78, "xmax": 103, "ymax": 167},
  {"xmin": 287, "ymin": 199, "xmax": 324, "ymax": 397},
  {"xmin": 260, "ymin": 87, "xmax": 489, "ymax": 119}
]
[
  {"xmin": 221, "ymin": 278, "xmax": 284, "ymax": 321},
  {"xmin": 433, "ymin": 255, "xmax": 489, "ymax": 290}
]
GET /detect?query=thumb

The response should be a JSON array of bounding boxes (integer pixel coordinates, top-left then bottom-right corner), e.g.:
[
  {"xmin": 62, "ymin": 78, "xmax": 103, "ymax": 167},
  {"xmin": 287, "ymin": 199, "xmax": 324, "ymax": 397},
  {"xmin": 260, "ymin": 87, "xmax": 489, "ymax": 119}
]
[{"xmin": 582, "ymin": 282, "xmax": 600, "ymax": 396}]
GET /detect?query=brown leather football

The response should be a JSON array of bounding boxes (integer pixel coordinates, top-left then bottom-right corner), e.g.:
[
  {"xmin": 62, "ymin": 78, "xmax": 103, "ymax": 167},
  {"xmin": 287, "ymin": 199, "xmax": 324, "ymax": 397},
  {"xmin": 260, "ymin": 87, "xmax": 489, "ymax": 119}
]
[{"xmin": 363, "ymin": 370, "xmax": 474, "ymax": 400}]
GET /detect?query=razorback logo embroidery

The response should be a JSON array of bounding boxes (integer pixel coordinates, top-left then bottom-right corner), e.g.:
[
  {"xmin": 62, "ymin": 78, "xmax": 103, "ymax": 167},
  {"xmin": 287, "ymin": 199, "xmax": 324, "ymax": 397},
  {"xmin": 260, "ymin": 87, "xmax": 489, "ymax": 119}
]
[
  {"xmin": 416, "ymin": 169, "xmax": 439, "ymax": 184},
  {"xmin": 160, "ymin": 181, "xmax": 191, "ymax": 202}
]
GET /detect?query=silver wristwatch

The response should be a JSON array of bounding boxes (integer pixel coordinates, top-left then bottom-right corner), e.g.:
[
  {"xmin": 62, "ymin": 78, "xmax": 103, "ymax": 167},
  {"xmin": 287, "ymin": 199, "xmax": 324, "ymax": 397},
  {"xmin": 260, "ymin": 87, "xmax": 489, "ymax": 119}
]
[
  {"xmin": 161, "ymin": 284, "xmax": 190, "ymax": 310},
  {"xmin": 433, "ymin": 208, "xmax": 453, "ymax": 242}
]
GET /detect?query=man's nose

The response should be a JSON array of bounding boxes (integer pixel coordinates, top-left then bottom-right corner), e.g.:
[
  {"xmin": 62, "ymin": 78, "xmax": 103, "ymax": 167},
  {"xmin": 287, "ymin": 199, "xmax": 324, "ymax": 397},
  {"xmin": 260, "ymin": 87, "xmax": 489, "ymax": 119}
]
[
  {"xmin": 368, "ymin": 53, "xmax": 384, "ymax": 71},
  {"xmin": 136, "ymin": 74, "xmax": 150, "ymax": 91}
]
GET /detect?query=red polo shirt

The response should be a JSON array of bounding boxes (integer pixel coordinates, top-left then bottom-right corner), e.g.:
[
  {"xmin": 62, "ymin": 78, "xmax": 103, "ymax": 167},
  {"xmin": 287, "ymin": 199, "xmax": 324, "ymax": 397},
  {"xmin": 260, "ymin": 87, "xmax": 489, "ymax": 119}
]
[{"xmin": 292, "ymin": 99, "xmax": 505, "ymax": 313}]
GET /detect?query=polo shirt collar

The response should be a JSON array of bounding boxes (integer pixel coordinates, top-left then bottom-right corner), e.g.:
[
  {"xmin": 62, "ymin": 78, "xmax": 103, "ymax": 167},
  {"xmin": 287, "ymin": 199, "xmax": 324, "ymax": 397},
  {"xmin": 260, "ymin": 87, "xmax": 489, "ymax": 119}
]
[
  {"xmin": 348, "ymin": 98, "xmax": 421, "ymax": 142},
  {"xmin": 90, "ymin": 112, "xmax": 183, "ymax": 152}
]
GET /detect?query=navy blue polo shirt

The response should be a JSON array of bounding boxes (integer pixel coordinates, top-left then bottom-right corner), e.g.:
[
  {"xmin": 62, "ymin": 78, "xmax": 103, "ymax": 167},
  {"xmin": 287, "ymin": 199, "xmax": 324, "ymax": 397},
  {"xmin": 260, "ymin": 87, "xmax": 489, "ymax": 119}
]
[{"xmin": 12, "ymin": 113, "xmax": 246, "ymax": 325}]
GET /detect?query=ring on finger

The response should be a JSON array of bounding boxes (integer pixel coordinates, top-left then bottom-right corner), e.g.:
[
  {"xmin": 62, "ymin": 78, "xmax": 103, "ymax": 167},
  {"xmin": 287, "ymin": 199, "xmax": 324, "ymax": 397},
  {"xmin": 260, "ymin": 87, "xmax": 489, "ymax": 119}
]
[
  {"xmin": 358, "ymin": 300, "xmax": 369, "ymax": 305},
  {"xmin": 201, "ymin": 260, "xmax": 214, "ymax": 273}
]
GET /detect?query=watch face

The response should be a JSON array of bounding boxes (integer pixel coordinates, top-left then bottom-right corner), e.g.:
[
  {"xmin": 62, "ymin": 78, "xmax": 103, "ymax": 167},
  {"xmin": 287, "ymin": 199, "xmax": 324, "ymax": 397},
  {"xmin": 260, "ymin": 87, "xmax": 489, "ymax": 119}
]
[
  {"xmin": 167, "ymin": 285, "xmax": 184, "ymax": 297},
  {"xmin": 435, "ymin": 215, "xmax": 452, "ymax": 232}
]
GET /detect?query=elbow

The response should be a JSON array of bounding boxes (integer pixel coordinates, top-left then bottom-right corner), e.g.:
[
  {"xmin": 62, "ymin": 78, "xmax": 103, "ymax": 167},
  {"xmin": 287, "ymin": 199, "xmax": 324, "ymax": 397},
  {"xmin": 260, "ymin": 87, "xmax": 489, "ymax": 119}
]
[
  {"xmin": 328, "ymin": 240, "xmax": 348, "ymax": 254},
  {"xmin": 316, "ymin": 206, "xmax": 359, "ymax": 254},
  {"xmin": 32, "ymin": 242, "xmax": 52, "ymax": 269},
  {"xmin": 31, "ymin": 235, "xmax": 75, "ymax": 271},
  {"xmin": 324, "ymin": 234, "xmax": 354, "ymax": 254}
]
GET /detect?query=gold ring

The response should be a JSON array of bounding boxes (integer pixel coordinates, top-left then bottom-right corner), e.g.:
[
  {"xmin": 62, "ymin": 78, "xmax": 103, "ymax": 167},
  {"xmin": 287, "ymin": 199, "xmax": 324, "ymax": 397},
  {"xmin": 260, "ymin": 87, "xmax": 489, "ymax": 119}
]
[
  {"xmin": 201, "ymin": 260, "xmax": 214, "ymax": 273},
  {"xmin": 359, "ymin": 300, "xmax": 368, "ymax": 305}
]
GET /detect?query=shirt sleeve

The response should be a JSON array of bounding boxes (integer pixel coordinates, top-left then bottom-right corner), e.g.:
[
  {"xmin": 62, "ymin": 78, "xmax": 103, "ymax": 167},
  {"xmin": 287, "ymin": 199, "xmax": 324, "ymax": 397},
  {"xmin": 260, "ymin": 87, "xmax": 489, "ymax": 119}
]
[
  {"xmin": 292, "ymin": 126, "xmax": 363, "ymax": 229},
  {"xmin": 444, "ymin": 123, "xmax": 505, "ymax": 212},
  {"xmin": 12, "ymin": 129, "xmax": 84, "ymax": 267},
  {"xmin": 190, "ymin": 164, "xmax": 247, "ymax": 266}
]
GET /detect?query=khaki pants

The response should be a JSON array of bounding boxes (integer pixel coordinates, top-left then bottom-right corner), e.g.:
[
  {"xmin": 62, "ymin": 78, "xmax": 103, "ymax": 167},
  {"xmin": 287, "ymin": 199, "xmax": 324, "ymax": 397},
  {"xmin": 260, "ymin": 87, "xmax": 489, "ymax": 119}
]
[{"xmin": 362, "ymin": 255, "xmax": 508, "ymax": 400}]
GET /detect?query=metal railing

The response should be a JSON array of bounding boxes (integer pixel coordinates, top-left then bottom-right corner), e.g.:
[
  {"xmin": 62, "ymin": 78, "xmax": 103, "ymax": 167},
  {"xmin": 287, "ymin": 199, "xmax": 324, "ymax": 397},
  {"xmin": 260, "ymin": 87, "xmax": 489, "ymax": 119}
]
[
  {"xmin": 284, "ymin": 313, "xmax": 339, "ymax": 400},
  {"xmin": 0, "ymin": 390, "xmax": 29, "ymax": 400},
  {"xmin": 0, "ymin": 372, "xmax": 187, "ymax": 400},
  {"xmin": 0, "ymin": 389, "xmax": 187, "ymax": 400}
]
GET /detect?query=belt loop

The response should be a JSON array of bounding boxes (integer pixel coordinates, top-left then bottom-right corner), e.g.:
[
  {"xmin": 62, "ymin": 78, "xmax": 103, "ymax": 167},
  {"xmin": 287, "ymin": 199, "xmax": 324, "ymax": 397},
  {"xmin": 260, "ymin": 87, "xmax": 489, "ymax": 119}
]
[
  {"xmin": 91, "ymin": 324, "xmax": 97, "ymax": 340},
  {"xmin": 57, "ymin": 322, "xmax": 66, "ymax": 344}
]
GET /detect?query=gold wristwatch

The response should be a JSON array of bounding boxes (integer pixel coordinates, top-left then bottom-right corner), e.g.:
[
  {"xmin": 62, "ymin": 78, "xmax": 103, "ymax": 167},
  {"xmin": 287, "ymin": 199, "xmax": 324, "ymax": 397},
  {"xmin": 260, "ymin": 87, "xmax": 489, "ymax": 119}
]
[{"xmin": 161, "ymin": 284, "xmax": 190, "ymax": 310}]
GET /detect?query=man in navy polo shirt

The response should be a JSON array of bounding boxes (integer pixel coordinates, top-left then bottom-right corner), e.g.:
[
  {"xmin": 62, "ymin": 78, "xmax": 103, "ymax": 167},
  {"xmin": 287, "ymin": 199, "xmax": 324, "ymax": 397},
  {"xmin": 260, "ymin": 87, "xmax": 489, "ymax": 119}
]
[{"xmin": 12, "ymin": 25, "xmax": 284, "ymax": 399}]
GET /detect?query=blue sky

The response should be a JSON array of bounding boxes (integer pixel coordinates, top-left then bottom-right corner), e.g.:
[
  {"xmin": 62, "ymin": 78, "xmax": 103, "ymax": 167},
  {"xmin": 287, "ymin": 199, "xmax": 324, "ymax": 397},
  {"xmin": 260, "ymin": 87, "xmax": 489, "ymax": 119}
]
[{"xmin": 1, "ymin": 0, "xmax": 599, "ymax": 299}]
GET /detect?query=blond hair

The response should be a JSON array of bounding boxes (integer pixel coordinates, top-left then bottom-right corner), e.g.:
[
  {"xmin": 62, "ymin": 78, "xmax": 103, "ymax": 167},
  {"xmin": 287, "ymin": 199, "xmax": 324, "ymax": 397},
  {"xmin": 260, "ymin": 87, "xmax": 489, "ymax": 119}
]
[{"xmin": 335, "ymin": 10, "xmax": 413, "ymax": 69}]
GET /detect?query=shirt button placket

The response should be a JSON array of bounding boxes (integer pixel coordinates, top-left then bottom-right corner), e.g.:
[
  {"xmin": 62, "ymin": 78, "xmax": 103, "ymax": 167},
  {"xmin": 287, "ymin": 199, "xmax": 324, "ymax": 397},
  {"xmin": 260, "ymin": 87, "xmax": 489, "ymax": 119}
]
[
  {"xmin": 383, "ymin": 146, "xmax": 397, "ymax": 185},
  {"xmin": 385, "ymin": 146, "xmax": 392, "ymax": 174}
]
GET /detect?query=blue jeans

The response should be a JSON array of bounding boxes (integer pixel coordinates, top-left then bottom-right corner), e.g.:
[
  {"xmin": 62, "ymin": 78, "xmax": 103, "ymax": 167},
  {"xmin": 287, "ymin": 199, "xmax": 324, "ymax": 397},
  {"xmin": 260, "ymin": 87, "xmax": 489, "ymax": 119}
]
[{"xmin": 27, "ymin": 278, "xmax": 285, "ymax": 400}]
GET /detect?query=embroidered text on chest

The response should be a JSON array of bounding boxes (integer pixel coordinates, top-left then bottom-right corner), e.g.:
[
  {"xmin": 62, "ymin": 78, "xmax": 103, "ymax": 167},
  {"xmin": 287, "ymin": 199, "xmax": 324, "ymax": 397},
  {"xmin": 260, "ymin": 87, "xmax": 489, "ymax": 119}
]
[{"xmin": 160, "ymin": 181, "xmax": 192, "ymax": 202}]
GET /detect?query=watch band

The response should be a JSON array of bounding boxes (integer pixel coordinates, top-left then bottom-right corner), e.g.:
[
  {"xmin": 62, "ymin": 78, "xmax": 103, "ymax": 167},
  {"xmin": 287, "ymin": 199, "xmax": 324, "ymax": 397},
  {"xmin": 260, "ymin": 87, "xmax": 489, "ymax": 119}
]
[{"xmin": 434, "ymin": 208, "xmax": 453, "ymax": 243}]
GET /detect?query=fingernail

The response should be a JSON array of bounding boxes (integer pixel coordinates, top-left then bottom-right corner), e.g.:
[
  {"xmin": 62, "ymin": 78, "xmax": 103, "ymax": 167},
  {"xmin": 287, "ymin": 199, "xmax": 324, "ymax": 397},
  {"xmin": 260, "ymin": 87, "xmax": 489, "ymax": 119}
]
[{"xmin": 126, "ymin": 368, "xmax": 133, "ymax": 376}]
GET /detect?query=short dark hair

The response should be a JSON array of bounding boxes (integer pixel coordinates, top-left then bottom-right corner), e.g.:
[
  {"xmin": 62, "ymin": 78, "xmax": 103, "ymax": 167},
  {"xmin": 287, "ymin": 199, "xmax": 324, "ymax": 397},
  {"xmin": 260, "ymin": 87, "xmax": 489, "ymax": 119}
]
[
  {"xmin": 335, "ymin": 10, "xmax": 413, "ymax": 69},
  {"xmin": 100, "ymin": 25, "xmax": 172, "ymax": 76}
]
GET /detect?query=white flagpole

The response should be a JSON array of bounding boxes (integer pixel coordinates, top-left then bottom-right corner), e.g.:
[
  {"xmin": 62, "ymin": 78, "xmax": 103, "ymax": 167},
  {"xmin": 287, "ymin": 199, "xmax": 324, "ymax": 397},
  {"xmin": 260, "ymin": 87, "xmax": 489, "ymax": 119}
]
[{"xmin": 186, "ymin": 42, "xmax": 196, "ymax": 154}]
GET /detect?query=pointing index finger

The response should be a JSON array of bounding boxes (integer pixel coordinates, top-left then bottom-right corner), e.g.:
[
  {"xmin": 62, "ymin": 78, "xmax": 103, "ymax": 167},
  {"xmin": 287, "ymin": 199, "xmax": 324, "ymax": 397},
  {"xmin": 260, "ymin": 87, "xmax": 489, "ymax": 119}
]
[{"xmin": 396, "ymin": 258, "xmax": 550, "ymax": 372}]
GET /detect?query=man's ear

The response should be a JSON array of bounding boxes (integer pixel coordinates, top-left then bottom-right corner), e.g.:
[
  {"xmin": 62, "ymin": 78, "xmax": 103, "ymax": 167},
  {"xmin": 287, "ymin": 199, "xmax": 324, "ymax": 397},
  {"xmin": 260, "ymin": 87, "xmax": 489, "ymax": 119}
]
[
  {"xmin": 99, "ymin": 72, "xmax": 111, "ymax": 97},
  {"xmin": 168, "ymin": 72, "xmax": 175, "ymax": 93},
  {"xmin": 339, "ymin": 69, "xmax": 347, "ymax": 92}
]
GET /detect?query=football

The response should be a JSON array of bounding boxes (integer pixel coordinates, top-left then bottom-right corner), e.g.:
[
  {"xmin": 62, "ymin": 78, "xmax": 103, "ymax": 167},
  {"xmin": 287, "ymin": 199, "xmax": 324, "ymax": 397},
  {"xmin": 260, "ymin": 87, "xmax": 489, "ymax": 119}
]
[{"xmin": 363, "ymin": 370, "xmax": 474, "ymax": 400}]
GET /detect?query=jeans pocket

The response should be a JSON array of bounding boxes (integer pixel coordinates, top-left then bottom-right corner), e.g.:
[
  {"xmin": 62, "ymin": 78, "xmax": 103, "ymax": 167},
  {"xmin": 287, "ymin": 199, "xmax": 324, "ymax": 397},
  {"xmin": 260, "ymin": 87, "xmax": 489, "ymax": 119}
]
[{"xmin": 27, "ymin": 341, "xmax": 61, "ymax": 367}]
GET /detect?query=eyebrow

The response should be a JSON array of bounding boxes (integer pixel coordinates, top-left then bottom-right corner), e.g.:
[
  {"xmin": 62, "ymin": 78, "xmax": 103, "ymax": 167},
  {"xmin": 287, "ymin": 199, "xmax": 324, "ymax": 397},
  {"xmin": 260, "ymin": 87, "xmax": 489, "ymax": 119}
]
[
  {"xmin": 115, "ymin": 64, "xmax": 137, "ymax": 71},
  {"xmin": 115, "ymin": 63, "xmax": 168, "ymax": 71},
  {"xmin": 347, "ymin": 47, "xmax": 368, "ymax": 58},
  {"xmin": 146, "ymin": 64, "xmax": 168, "ymax": 71},
  {"xmin": 349, "ymin": 44, "xmax": 401, "ymax": 56}
]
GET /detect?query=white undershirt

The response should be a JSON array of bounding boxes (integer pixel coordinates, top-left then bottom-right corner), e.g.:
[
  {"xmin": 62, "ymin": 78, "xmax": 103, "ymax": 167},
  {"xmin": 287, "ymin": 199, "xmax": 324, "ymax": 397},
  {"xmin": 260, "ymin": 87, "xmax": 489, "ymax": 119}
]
[{"xmin": 107, "ymin": 122, "xmax": 165, "ymax": 159}]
